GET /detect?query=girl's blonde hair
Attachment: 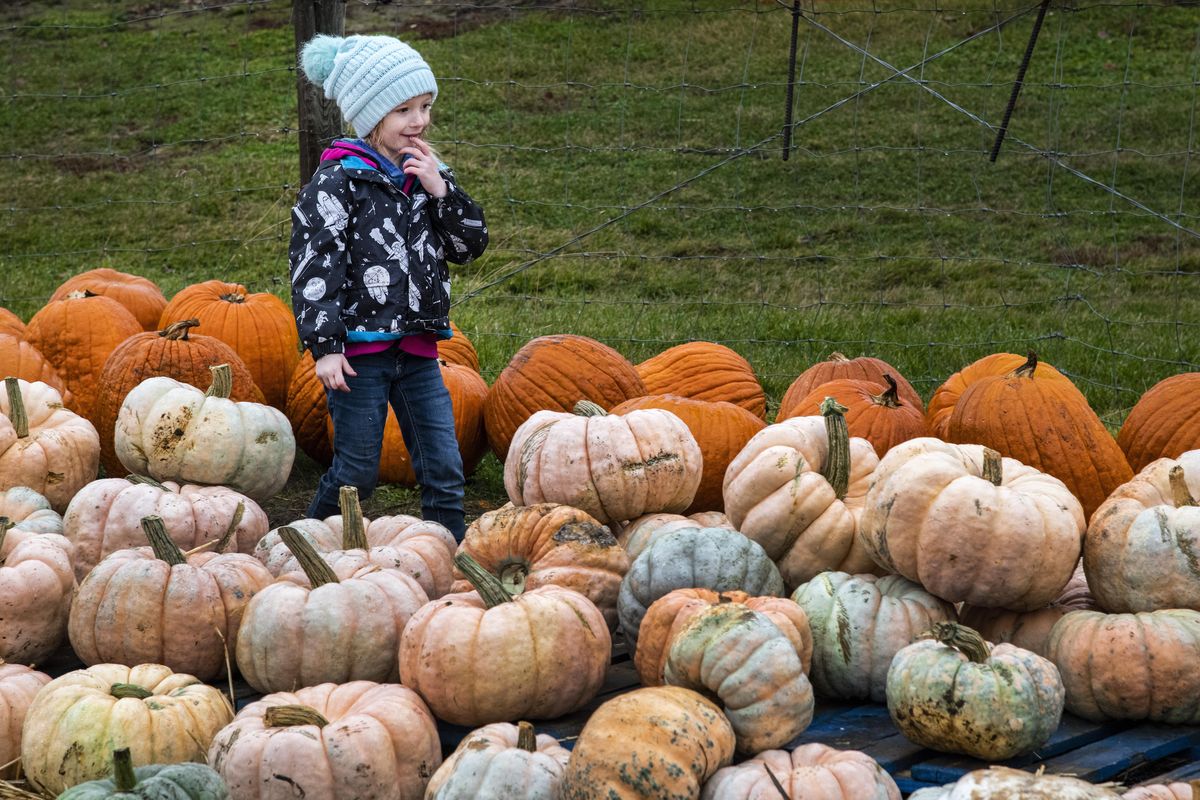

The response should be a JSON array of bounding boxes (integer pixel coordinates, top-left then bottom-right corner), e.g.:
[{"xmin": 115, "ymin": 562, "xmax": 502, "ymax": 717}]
[{"xmin": 364, "ymin": 122, "xmax": 442, "ymax": 165}]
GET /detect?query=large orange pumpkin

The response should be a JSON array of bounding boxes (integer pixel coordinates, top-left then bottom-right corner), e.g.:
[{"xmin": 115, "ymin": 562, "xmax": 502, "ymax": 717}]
[
  {"xmin": 0, "ymin": 332, "xmax": 74, "ymax": 408},
  {"xmin": 1119, "ymin": 372, "xmax": 1200, "ymax": 473},
  {"xmin": 285, "ymin": 352, "xmax": 334, "ymax": 466},
  {"xmin": 158, "ymin": 280, "xmax": 299, "ymax": 409},
  {"xmin": 946, "ymin": 352, "xmax": 1133, "ymax": 519},
  {"xmin": 484, "ymin": 334, "xmax": 645, "ymax": 461},
  {"xmin": 778, "ymin": 352, "xmax": 923, "ymax": 421},
  {"xmin": 49, "ymin": 268, "xmax": 167, "ymax": 332},
  {"xmin": 926, "ymin": 352, "xmax": 1071, "ymax": 439},
  {"xmin": 440, "ymin": 321, "xmax": 480, "ymax": 372},
  {"xmin": 0, "ymin": 308, "xmax": 24, "ymax": 338},
  {"xmin": 780, "ymin": 375, "xmax": 928, "ymax": 458},
  {"xmin": 635, "ymin": 342, "xmax": 766, "ymax": 420},
  {"xmin": 25, "ymin": 292, "xmax": 143, "ymax": 424}
]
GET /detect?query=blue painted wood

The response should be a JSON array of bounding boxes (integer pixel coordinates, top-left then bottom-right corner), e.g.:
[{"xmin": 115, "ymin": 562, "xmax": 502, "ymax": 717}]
[
  {"xmin": 1036, "ymin": 724, "xmax": 1200, "ymax": 783},
  {"xmin": 1134, "ymin": 747, "xmax": 1200, "ymax": 784}
]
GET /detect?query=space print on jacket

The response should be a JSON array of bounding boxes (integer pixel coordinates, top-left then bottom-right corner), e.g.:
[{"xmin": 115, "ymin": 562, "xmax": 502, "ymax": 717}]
[{"xmin": 289, "ymin": 141, "xmax": 488, "ymax": 358}]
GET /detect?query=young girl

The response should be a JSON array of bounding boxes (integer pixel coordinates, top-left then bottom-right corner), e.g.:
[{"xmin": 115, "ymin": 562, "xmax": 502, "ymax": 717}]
[{"xmin": 290, "ymin": 34, "xmax": 488, "ymax": 540}]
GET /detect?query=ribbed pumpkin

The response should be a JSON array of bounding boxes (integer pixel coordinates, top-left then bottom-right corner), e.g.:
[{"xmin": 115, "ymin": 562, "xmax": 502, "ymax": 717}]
[
  {"xmin": 21, "ymin": 663, "xmax": 234, "ymax": 795},
  {"xmin": 94, "ymin": 320, "xmax": 266, "ymax": 476},
  {"xmin": 1085, "ymin": 453, "xmax": 1200, "ymax": 613},
  {"xmin": 284, "ymin": 352, "xmax": 333, "ymax": 465},
  {"xmin": 1124, "ymin": 783, "xmax": 1200, "ymax": 800},
  {"xmin": 792, "ymin": 571, "xmax": 956, "ymax": 702},
  {"xmin": 779, "ymin": 375, "xmax": 927, "ymax": 458},
  {"xmin": 63, "ymin": 476, "xmax": 268, "ymax": 581},
  {"xmin": 484, "ymin": 334, "xmax": 646, "ymax": 461},
  {"xmin": 615, "ymin": 510, "xmax": 733, "ymax": 560},
  {"xmin": 778, "ymin": 352, "xmax": 922, "ymax": 421},
  {"xmin": 0, "ymin": 332, "xmax": 75, "ymax": 407},
  {"xmin": 635, "ymin": 588, "xmax": 812, "ymax": 687},
  {"xmin": 0, "ymin": 485, "xmax": 62, "ymax": 534},
  {"xmin": 887, "ymin": 623, "xmax": 1065, "ymax": 760},
  {"xmin": 959, "ymin": 563, "xmax": 1094, "ymax": 658},
  {"xmin": 860, "ymin": 438, "xmax": 1085, "ymax": 611},
  {"xmin": 635, "ymin": 342, "xmax": 766, "ymax": 420},
  {"xmin": 559, "ymin": 686, "xmax": 735, "ymax": 800},
  {"xmin": 440, "ymin": 321, "xmax": 480, "ymax": 372},
  {"xmin": 0, "ymin": 515, "xmax": 75, "ymax": 664},
  {"xmin": 505, "ymin": 401, "xmax": 702, "ymax": 526},
  {"xmin": 908, "ymin": 767, "xmax": 1123, "ymax": 799},
  {"xmin": 426, "ymin": 721, "xmax": 570, "ymax": 800},
  {"xmin": 0, "ymin": 661, "xmax": 50, "ymax": 780},
  {"xmin": 50, "ymin": 268, "xmax": 168, "ymax": 332},
  {"xmin": 60, "ymin": 748, "xmax": 229, "ymax": 800},
  {"xmin": 946, "ymin": 352, "xmax": 1133, "ymax": 519},
  {"xmin": 724, "ymin": 398, "xmax": 883, "ymax": 590},
  {"xmin": 1119, "ymin": 373, "xmax": 1200, "ymax": 473},
  {"xmin": 159, "ymin": 280, "xmax": 299, "ymax": 409},
  {"xmin": 701, "ymin": 745, "xmax": 901, "ymax": 800},
  {"xmin": 926, "ymin": 352, "xmax": 1071, "ymax": 440},
  {"xmin": 208, "ymin": 682, "xmax": 440, "ymax": 800},
  {"xmin": 611, "ymin": 394, "xmax": 765, "ymax": 513},
  {"xmin": 68, "ymin": 516, "xmax": 272, "ymax": 681},
  {"xmin": 25, "ymin": 292, "xmax": 142, "ymax": 424},
  {"xmin": 0, "ymin": 308, "xmax": 24, "ymax": 338},
  {"xmin": 1, "ymin": 378, "xmax": 100, "ymax": 512},
  {"xmin": 451, "ymin": 503, "xmax": 629, "ymax": 630},
  {"xmin": 1047, "ymin": 608, "xmax": 1200, "ymax": 723}
]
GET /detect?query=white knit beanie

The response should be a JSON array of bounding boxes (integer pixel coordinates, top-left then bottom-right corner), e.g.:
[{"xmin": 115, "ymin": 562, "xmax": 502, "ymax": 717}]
[{"xmin": 299, "ymin": 34, "xmax": 439, "ymax": 138}]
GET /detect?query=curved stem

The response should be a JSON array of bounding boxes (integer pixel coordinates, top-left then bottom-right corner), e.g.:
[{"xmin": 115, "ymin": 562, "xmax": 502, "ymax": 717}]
[
  {"xmin": 819, "ymin": 397, "xmax": 850, "ymax": 501},
  {"xmin": 924, "ymin": 622, "xmax": 990, "ymax": 664},
  {"xmin": 111, "ymin": 748, "xmax": 138, "ymax": 793},
  {"xmin": 1170, "ymin": 465, "xmax": 1196, "ymax": 507},
  {"xmin": 213, "ymin": 501, "xmax": 245, "ymax": 554},
  {"xmin": 826, "ymin": 351, "xmax": 850, "ymax": 363},
  {"xmin": 279, "ymin": 526, "xmax": 338, "ymax": 587},
  {"xmin": 871, "ymin": 374, "xmax": 902, "ymax": 408},
  {"xmin": 1014, "ymin": 351, "xmax": 1039, "ymax": 378},
  {"xmin": 141, "ymin": 516, "xmax": 186, "ymax": 566},
  {"xmin": 339, "ymin": 486, "xmax": 367, "ymax": 550},
  {"xmin": 982, "ymin": 448, "xmax": 1004, "ymax": 486},
  {"xmin": 158, "ymin": 319, "xmax": 199, "ymax": 340},
  {"xmin": 454, "ymin": 552, "xmax": 514, "ymax": 608},
  {"xmin": 205, "ymin": 364, "xmax": 233, "ymax": 399},
  {"xmin": 110, "ymin": 683, "xmax": 153, "ymax": 699},
  {"xmin": 126, "ymin": 474, "xmax": 171, "ymax": 491},
  {"xmin": 573, "ymin": 399, "xmax": 607, "ymax": 417},
  {"xmin": 264, "ymin": 704, "xmax": 330, "ymax": 728},
  {"xmin": 4, "ymin": 377, "xmax": 28, "ymax": 438},
  {"xmin": 516, "ymin": 721, "xmax": 536, "ymax": 752}
]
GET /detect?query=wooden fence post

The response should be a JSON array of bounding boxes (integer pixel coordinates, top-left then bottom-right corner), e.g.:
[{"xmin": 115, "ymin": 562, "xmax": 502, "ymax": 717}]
[{"xmin": 293, "ymin": 0, "xmax": 346, "ymax": 186}]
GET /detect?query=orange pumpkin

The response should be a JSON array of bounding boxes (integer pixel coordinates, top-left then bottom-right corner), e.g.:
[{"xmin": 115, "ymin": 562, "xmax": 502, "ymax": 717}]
[
  {"xmin": 778, "ymin": 352, "xmax": 923, "ymax": 421},
  {"xmin": 159, "ymin": 280, "xmax": 299, "ymax": 409},
  {"xmin": 611, "ymin": 395, "xmax": 765, "ymax": 514},
  {"xmin": 1, "ymin": 378, "xmax": 100, "ymax": 512},
  {"xmin": 0, "ymin": 661, "xmax": 51, "ymax": 780},
  {"xmin": 780, "ymin": 375, "xmax": 927, "ymax": 458},
  {"xmin": 0, "ymin": 332, "xmax": 75, "ymax": 408},
  {"xmin": 25, "ymin": 292, "xmax": 142, "ymax": 423},
  {"xmin": 926, "ymin": 352, "xmax": 1071, "ymax": 439},
  {"xmin": 635, "ymin": 342, "xmax": 766, "ymax": 420},
  {"xmin": 946, "ymin": 352, "xmax": 1133, "ymax": 520},
  {"xmin": 285, "ymin": 352, "xmax": 333, "ymax": 466},
  {"xmin": 439, "ymin": 321, "xmax": 480, "ymax": 372},
  {"xmin": 49, "ymin": 268, "xmax": 167, "ymax": 332},
  {"xmin": 94, "ymin": 320, "xmax": 266, "ymax": 476},
  {"xmin": 1119, "ymin": 372, "xmax": 1200, "ymax": 473},
  {"xmin": 0, "ymin": 308, "xmax": 25, "ymax": 338},
  {"xmin": 484, "ymin": 334, "xmax": 645, "ymax": 461}
]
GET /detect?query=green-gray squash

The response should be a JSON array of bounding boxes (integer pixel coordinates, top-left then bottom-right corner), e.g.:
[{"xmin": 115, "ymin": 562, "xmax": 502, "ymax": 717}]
[
  {"xmin": 57, "ymin": 748, "xmax": 229, "ymax": 800},
  {"xmin": 886, "ymin": 623, "xmax": 1065, "ymax": 761}
]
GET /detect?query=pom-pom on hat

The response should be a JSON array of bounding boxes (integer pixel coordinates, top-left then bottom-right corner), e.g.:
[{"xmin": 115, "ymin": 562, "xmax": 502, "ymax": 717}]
[{"xmin": 300, "ymin": 34, "xmax": 438, "ymax": 138}]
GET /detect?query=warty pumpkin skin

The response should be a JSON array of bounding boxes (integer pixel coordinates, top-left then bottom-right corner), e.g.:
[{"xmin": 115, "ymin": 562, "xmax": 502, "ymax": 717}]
[
  {"xmin": 399, "ymin": 554, "xmax": 610, "ymax": 727},
  {"xmin": 780, "ymin": 376, "xmax": 928, "ymax": 458},
  {"xmin": 1047, "ymin": 608, "xmax": 1200, "ymax": 723},
  {"xmin": 0, "ymin": 517, "xmax": 75, "ymax": 665},
  {"xmin": 663, "ymin": 603, "xmax": 815, "ymax": 754},
  {"xmin": 792, "ymin": 571, "xmax": 956, "ymax": 702},
  {"xmin": 1085, "ymin": 453, "xmax": 1200, "ymax": 612},
  {"xmin": 617, "ymin": 526, "xmax": 785, "ymax": 650},
  {"xmin": 425, "ymin": 721, "xmax": 571, "ymax": 800},
  {"xmin": 505, "ymin": 402, "xmax": 703, "ymax": 525},
  {"xmin": 51, "ymin": 268, "xmax": 169, "ymax": 332},
  {"xmin": 906, "ymin": 767, "xmax": 1123, "ymax": 799},
  {"xmin": 634, "ymin": 342, "xmax": 767, "ymax": 420},
  {"xmin": 59, "ymin": 748, "xmax": 230, "ymax": 800},
  {"xmin": 724, "ymin": 399, "xmax": 884, "ymax": 591},
  {"xmin": 21, "ymin": 663, "xmax": 234, "ymax": 796},
  {"xmin": 0, "ymin": 485, "xmax": 63, "ymax": 534},
  {"xmin": 959, "ymin": 563, "xmax": 1094, "ymax": 658},
  {"xmin": 886, "ymin": 623, "xmax": 1065, "ymax": 761},
  {"xmin": 208, "ymin": 681, "xmax": 440, "ymax": 800},
  {"xmin": 926, "ymin": 352, "xmax": 1071, "ymax": 440},
  {"xmin": 615, "ymin": 510, "xmax": 733, "ymax": 561},
  {"xmin": 859, "ymin": 437, "xmax": 1085, "ymax": 611},
  {"xmin": 778, "ymin": 352, "xmax": 923, "ymax": 421},
  {"xmin": 0, "ymin": 331, "xmax": 75, "ymax": 408},
  {"xmin": 484, "ymin": 334, "xmax": 646, "ymax": 461},
  {"xmin": 63, "ymin": 476, "xmax": 268, "ymax": 581},
  {"xmin": 0, "ymin": 661, "xmax": 50, "ymax": 780},
  {"xmin": 0, "ymin": 378, "xmax": 100, "ymax": 512},
  {"xmin": 1119, "ymin": 372, "xmax": 1200, "ymax": 473},
  {"xmin": 560, "ymin": 686, "xmax": 735, "ymax": 800},
  {"xmin": 700, "ymin": 744, "xmax": 901, "ymax": 800}
]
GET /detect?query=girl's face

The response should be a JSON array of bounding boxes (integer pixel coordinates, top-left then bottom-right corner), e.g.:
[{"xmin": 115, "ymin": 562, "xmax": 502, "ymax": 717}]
[{"xmin": 369, "ymin": 92, "xmax": 433, "ymax": 161}]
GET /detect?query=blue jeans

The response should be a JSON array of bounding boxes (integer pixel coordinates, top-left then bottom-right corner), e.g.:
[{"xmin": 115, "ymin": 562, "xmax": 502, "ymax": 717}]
[{"xmin": 307, "ymin": 348, "xmax": 465, "ymax": 540}]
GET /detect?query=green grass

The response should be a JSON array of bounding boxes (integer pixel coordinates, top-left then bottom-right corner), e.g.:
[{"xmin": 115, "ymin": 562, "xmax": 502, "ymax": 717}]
[{"xmin": 2, "ymin": 0, "xmax": 1198, "ymax": 521}]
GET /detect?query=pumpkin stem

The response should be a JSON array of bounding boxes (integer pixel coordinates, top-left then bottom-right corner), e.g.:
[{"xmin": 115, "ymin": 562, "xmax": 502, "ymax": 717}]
[
  {"xmin": 454, "ymin": 552, "xmax": 514, "ymax": 608},
  {"xmin": 264, "ymin": 704, "xmax": 330, "ymax": 728},
  {"xmin": 872, "ymin": 375, "xmax": 902, "ymax": 408},
  {"xmin": 110, "ymin": 683, "xmax": 153, "ymax": 700},
  {"xmin": 1169, "ymin": 465, "xmax": 1196, "ymax": 507},
  {"xmin": 982, "ymin": 448, "xmax": 1004, "ymax": 486},
  {"xmin": 827, "ymin": 352, "xmax": 850, "ymax": 363},
  {"xmin": 923, "ymin": 622, "xmax": 991, "ymax": 664},
  {"xmin": 339, "ymin": 486, "xmax": 368, "ymax": 550},
  {"xmin": 819, "ymin": 397, "xmax": 851, "ymax": 501},
  {"xmin": 4, "ymin": 378, "xmax": 28, "ymax": 439},
  {"xmin": 763, "ymin": 764, "xmax": 792, "ymax": 800},
  {"xmin": 0, "ymin": 516, "xmax": 9, "ymax": 566},
  {"xmin": 516, "ymin": 721, "xmax": 536, "ymax": 752},
  {"xmin": 219, "ymin": 291, "xmax": 247, "ymax": 304},
  {"xmin": 1190, "ymin": 779, "xmax": 1200, "ymax": 800},
  {"xmin": 125, "ymin": 474, "xmax": 172, "ymax": 491},
  {"xmin": 1014, "ymin": 351, "xmax": 1039, "ymax": 378},
  {"xmin": 111, "ymin": 748, "xmax": 138, "ymax": 793},
  {"xmin": 573, "ymin": 399, "xmax": 607, "ymax": 417},
  {"xmin": 205, "ymin": 364, "xmax": 233, "ymax": 399},
  {"xmin": 213, "ymin": 501, "xmax": 244, "ymax": 554},
  {"xmin": 141, "ymin": 516, "xmax": 186, "ymax": 566},
  {"xmin": 498, "ymin": 560, "xmax": 530, "ymax": 596},
  {"xmin": 64, "ymin": 290, "xmax": 97, "ymax": 300},
  {"xmin": 158, "ymin": 319, "xmax": 199, "ymax": 340},
  {"xmin": 279, "ymin": 526, "xmax": 338, "ymax": 587}
]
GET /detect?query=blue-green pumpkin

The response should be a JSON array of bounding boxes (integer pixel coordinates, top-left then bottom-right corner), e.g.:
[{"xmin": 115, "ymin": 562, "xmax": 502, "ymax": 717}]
[{"xmin": 57, "ymin": 748, "xmax": 229, "ymax": 800}]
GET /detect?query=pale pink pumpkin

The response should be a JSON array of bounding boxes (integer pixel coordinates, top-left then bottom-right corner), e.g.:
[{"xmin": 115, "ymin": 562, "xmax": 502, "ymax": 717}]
[
  {"xmin": 701, "ymin": 744, "xmax": 901, "ymax": 800},
  {"xmin": 426, "ymin": 721, "xmax": 570, "ymax": 800},
  {"xmin": 1123, "ymin": 783, "xmax": 1200, "ymax": 800},
  {"xmin": 616, "ymin": 511, "xmax": 734, "ymax": 561},
  {"xmin": 960, "ymin": 564, "xmax": 1095, "ymax": 658},
  {"xmin": 0, "ymin": 378, "xmax": 99, "ymax": 512},
  {"xmin": 0, "ymin": 661, "xmax": 50, "ymax": 780},
  {"xmin": 0, "ymin": 486, "xmax": 62, "ymax": 534},
  {"xmin": 0, "ymin": 516, "xmax": 74, "ymax": 665}
]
